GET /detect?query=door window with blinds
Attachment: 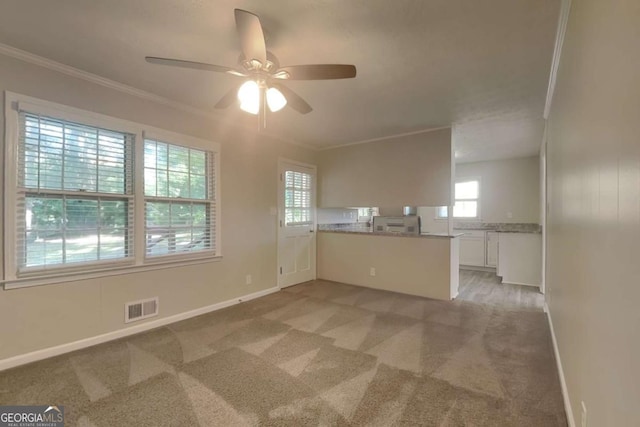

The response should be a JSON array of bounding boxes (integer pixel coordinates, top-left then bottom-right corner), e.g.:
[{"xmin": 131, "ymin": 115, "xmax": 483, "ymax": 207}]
[
  {"xmin": 144, "ymin": 139, "xmax": 215, "ymax": 257},
  {"xmin": 17, "ymin": 113, "xmax": 134, "ymax": 271},
  {"xmin": 4, "ymin": 93, "xmax": 221, "ymax": 284},
  {"xmin": 284, "ymin": 170, "xmax": 312, "ymax": 226}
]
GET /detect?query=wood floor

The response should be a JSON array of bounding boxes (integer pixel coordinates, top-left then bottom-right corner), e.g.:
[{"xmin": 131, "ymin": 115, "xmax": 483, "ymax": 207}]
[{"xmin": 456, "ymin": 269, "xmax": 544, "ymax": 311}]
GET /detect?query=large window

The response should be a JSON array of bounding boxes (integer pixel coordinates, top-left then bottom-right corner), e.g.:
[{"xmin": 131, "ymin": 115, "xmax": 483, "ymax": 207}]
[
  {"xmin": 437, "ymin": 179, "xmax": 480, "ymax": 219},
  {"xmin": 4, "ymin": 93, "xmax": 220, "ymax": 286},
  {"xmin": 144, "ymin": 140, "xmax": 215, "ymax": 257},
  {"xmin": 18, "ymin": 113, "xmax": 134, "ymax": 271}
]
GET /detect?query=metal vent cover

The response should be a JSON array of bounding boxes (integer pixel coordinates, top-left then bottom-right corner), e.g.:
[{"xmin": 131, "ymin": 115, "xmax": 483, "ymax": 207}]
[{"xmin": 125, "ymin": 297, "xmax": 159, "ymax": 323}]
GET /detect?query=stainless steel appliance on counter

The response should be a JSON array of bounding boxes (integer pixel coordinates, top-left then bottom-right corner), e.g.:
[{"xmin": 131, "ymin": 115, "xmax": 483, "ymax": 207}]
[
  {"xmin": 402, "ymin": 206, "xmax": 418, "ymax": 216},
  {"xmin": 372, "ymin": 216, "xmax": 421, "ymax": 235}
]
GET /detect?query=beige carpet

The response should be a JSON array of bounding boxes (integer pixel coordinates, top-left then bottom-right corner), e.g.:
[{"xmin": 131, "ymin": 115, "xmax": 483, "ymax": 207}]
[{"xmin": 0, "ymin": 279, "xmax": 566, "ymax": 426}]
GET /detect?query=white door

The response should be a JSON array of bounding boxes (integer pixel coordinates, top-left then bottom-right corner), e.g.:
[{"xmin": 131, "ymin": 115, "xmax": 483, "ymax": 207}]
[{"xmin": 278, "ymin": 160, "xmax": 317, "ymax": 288}]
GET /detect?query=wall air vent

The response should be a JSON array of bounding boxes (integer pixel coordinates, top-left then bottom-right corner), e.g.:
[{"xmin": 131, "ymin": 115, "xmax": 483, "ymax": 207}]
[{"xmin": 125, "ymin": 297, "xmax": 159, "ymax": 323}]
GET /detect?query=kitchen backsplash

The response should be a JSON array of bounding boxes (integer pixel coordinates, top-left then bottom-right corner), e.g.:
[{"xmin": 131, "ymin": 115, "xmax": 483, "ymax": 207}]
[
  {"xmin": 453, "ymin": 222, "xmax": 542, "ymax": 233},
  {"xmin": 318, "ymin": 223, "xmax": 371, "ymax": 231},
  {"xmin": 317, "ymin": 208, "xmax": 359, "ymax": 224}
]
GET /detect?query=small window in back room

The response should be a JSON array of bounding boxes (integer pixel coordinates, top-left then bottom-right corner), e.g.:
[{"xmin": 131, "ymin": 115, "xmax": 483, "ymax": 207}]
[{"xmin": 437, "ymin": 179, "xmax": 480, "ymax": 219}]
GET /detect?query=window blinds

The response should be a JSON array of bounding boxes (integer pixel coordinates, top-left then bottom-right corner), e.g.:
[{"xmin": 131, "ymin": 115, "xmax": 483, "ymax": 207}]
[{"xmin": 16, "ymin": 112, "xmax": 134, "ymax": 271}]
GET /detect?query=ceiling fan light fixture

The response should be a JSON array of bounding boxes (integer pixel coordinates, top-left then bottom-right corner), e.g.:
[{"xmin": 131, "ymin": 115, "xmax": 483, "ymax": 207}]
[
  {"xmin": 237, "ymin": 80, "xmax": 260, "ymax": 115},
  {"xmin": 266, "ymin": 87, "xmax": 287, "ymax": 112},
  {"xmin": 147, "ymin": 9, "xmax": 356, "ymax": 118}
]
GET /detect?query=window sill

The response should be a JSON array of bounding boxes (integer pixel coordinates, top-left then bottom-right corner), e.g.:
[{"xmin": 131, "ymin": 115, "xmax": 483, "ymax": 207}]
[{"xmin": 2, "ymin": 255, "xmax": 223, "ymax": 290}]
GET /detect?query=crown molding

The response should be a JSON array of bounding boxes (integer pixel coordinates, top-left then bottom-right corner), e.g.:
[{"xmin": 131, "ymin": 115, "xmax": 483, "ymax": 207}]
[
  {"xmin": 318, "ymin": 126, "xmax": 451, "ymax": 151},
  {"xmin": 544, "ymin": 0, "xmax": 572, "ymax": 119},
  {"xmin": 0, "ymin": 42, "xmax": 317, "ymax": 151}
]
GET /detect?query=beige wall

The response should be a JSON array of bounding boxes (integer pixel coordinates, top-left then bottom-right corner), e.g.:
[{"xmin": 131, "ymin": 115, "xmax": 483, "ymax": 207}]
[
  {"xmin": 546, "ymin": 0, "xmax": 640, "ymax": 425},
  {"xmin": 0, "ymin": 54, "xmax": 317, "ymax": 360},
  {"xmin": 318, "ymin": 128, "xmax": 452, "ymax": 208},
  {"xmin": 456, "ymin": 156, "xmax": 540, "ymax": 223},
  {"xmin": 317, "ymin": 232, "xmax": 455, "ymax": 300}
]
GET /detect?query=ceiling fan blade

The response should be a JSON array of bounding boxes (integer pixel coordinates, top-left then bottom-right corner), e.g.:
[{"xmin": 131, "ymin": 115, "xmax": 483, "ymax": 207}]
[
  {"xmin": 214, "ymin": 85, "xmax": 242, "ymax": 109},
  {"xmin": 234, "ymin": 9, "xmax": 267, "ymax": 65},
  {"xmin": 146, "ymin": 57, "xmax": 246, "ymax": 76},
  {"xmin": 272, "ymin": 84, "xmax": 312, "ymax": 114},
  {"xmin": 276, "ymin": 64, "xmax": 357, "ymax": 80}
]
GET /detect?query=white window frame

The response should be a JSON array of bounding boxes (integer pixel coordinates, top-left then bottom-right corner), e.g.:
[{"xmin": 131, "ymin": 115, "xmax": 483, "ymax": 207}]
[
  {"xmin": 283, "ymin": 169, "xmax": 314, "ymax": 227},
  {"xmin": 437, "ymin": 177, "xmax": 481, "ymax": 220},
  {"xmin": 3, "ymin": 92, "xmax": 221, "ymax": 289},
  {"xmin": 142, "ymin": 131, "xmax": 219, "ymax": 262}
]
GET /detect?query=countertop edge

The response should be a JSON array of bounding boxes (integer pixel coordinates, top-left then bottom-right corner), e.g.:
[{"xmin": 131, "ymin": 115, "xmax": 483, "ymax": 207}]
[
  {"xmin": 317, "ymin": 229, "xmax": 463, "ymax": 239},
  {"xmin": 455, "ymin": 229, "xmax": 542, "ymax": 234}
]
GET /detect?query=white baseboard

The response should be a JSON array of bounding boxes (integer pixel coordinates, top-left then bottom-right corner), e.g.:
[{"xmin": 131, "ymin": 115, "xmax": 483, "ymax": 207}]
[
  {"xmin": 459, "ymin": 265, "xmax": 496, "ymax": 272},
  {"xmin": 0, "ymin": 286, "xmax": 280, "ymax": 372},
  {"xmin": 544, "ymin": 302, "xmax": 575, "ymax": 427},
  {"xmin": 501, "ymin": 279, "xmax": 541, "ymax": 288}
]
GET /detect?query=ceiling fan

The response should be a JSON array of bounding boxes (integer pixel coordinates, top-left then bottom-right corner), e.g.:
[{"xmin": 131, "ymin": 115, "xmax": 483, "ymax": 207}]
[{"xmin": 146, "ymin": 9, "xmax": 357, "ymax": 117}]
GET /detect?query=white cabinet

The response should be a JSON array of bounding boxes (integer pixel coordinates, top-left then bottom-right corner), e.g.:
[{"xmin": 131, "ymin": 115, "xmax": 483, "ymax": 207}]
[
  {"xmin": 486, "ymin": 232, "xmax": 498, "ymax": 267},
  {"xmin": 457, "ymin": 230, "xmax": 486, "ymax": 267},
  {"xmin": 454, "ymin": 228, "xmax": 541, "ymax": 287},
  {"xmin": 497, "ymin": 233, "xmax": 542, "ymax": 287}
]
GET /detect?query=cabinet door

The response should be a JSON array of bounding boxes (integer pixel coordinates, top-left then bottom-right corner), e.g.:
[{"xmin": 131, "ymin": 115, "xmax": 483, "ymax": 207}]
[
  {"xmin": 486, "ymin": 232, "xmax": 498, "ymax": 267},
  {"xmin": 497, "ymin": 233, "xmax": 542, "ymax": 286},
  {"xmin": 459, "ymin": 236, "xmax": 486, "ymax": 267}
]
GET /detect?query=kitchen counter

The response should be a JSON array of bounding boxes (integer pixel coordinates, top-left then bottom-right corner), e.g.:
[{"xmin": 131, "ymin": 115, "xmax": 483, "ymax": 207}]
[
  {"xmin": 318, "ymin": 228, "xmax": 460, "ymax": 300},
  {"xmin": 453, "ymin": 222, "xmax": 541, "ymax": 233},
  {"xmin": 318, "ymin": 224, "xmax": 463, "ymax": 238}
]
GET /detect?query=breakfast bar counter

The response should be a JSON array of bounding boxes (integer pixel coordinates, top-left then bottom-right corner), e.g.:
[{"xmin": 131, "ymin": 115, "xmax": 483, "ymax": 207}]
[
  {"xmin": 317, "ymin": 226, "xmax": 460, "ymax": 300},
  {"xmin": 318, "ymin": 224, "xmax": 463, "ymax": 239}
]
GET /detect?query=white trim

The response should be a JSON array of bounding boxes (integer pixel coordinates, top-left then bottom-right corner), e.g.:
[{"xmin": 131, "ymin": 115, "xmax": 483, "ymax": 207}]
[
  {"xmin": 3, "ymin": 256, "xmax": 222, "ymax": 290},
  {"xmin": 544, "ymin": 302, "xmax": 576, "ymax": 427},
  {"xmin": 140, "ymin": 132, "xmax": 221, "ymax": 262},
  {"xmin": 277, "ymin": 158, "xmax": 318, "ymax": 289},
  {"xmin": 319, "ymin": 126, "xmax": 451, "ymax": 151},
  {"xmin": 540, "ymin": 122, "xmax": 548, "ymax": 294},
  {"xmin": 0, "ymin": 42, "xmax": 315, "ymax": 151},
  {"xmin": 17, "ymin": 99, "xmax": 141, "ymax": 134},
  {"xmin": 143, "ymin": 128, "xmax": 220, "ymax": 152},
  {"xmin": 0, "ymin": 42, "xmax": 455, "ymax": 153},
  {"xmin": 278, "ymin": 157, "xmax": 317, "ymax": 170},
  {"xmin": 459, "ymin": 265, "xmax": 496, "ymax": 273},
  {"xmin": 500, "ymin": 279, "xmax": 541, "ymax": 288},
  {"xmin": 544, "ymin": 0, "xmax": 573, "ymax": 119},
  {"xmin": 3, "ymin": 92, "xmax": 19, "ymax": 281},
  {"xmin": 0, "ymin": 285, "xmax": 279, "ymax": 372}
]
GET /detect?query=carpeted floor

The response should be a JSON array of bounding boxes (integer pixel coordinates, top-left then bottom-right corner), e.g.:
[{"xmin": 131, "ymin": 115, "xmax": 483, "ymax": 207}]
[{"xmin": 0, "ymin": 276, "xmax": 566, "ymax": 426}]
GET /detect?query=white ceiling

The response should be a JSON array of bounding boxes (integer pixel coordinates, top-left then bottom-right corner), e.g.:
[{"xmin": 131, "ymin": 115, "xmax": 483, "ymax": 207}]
[{"xmin": 0, "ymin": 0, "xmax": 559, "ymax": 162}]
